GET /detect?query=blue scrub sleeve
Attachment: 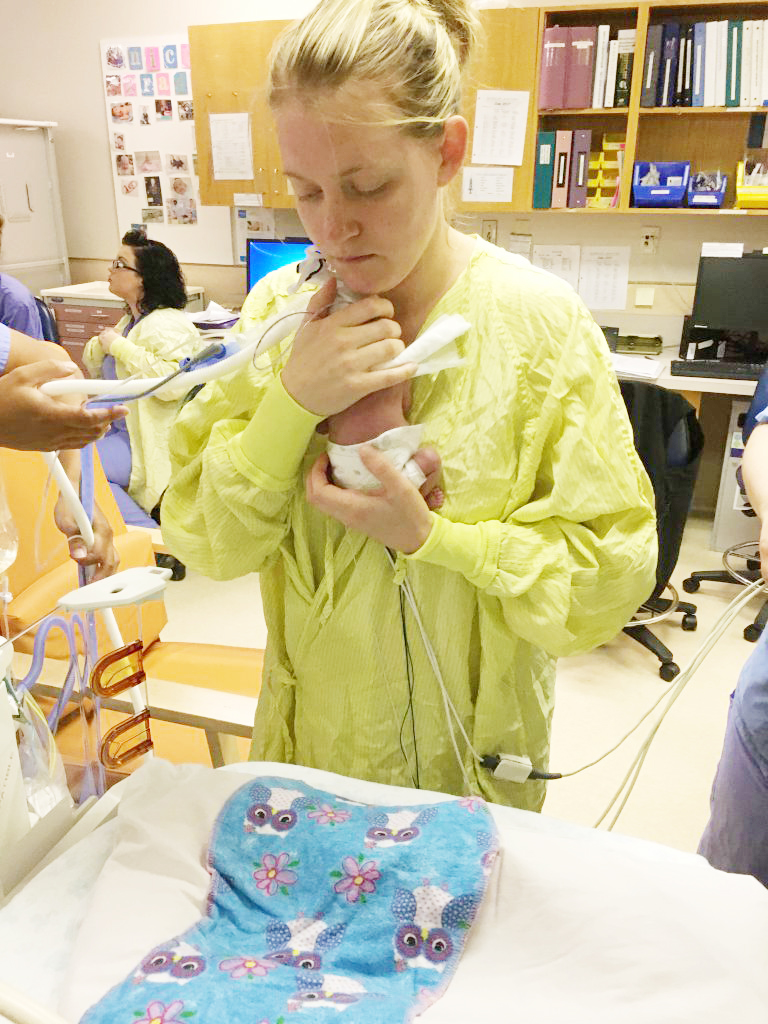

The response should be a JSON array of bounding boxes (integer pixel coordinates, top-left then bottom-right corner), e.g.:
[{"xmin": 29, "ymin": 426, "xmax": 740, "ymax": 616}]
[
  {"xmin": 0, "ymin": 323, "xmax": 10, "ymax": 373},
  {"xmin": 742, "ymin": 365, "xmax": 768, "ymax": 441}
]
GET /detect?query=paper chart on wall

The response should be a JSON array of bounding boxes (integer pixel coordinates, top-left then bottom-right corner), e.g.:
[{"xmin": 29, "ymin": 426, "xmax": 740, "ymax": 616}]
[
  {"xmin": 471, "ymin": 90, "xmax": 529, "ymax": 166},
  {"xmin": 100, "ymin": 36, "xmax": 232, "ymax": 264},
  {"xmin": 462, "ymin": 166, "xmax": 514, "ymax": 203},
  {"xmin": 210, "ymin": 113, "xmax": 254, "ymax": 181},
  {"xmin": 532, "ymin": 245, "xmax": 581, "ymax": 292},
  {"xmin": 577, "ymin": 246, "xmax": 630, "ymax": 311}
]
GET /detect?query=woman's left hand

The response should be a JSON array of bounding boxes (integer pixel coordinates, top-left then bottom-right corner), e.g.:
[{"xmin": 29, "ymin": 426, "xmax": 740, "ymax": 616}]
[
  {"xmin": 98, "ymin": 327, "xmax": 121, "ymax": 354},
  {"xmin": 54, "ymin": 496, "xmax": 120, "ymax": 581},
  {"xmin": 306, "ymin": 446, "xmax": 434, "ymax": 554}
]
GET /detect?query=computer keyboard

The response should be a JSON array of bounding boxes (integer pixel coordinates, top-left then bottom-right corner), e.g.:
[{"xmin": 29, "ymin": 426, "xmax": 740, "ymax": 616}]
[{"xmin": 670, "ymin": 359, "xmax": 766, "ymax": 381}]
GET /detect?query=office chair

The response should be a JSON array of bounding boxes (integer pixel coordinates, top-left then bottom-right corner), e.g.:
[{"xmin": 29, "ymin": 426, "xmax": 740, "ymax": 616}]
[
  {"xmin": 619, "ymin": 381, "xmax": 704, "ymax": 680},
  {"xmin": 34, "ymin": 297, "xmax": 59, "ymax": 344},
  {"xmin": 682, "ymin": 365, "xmax": 768, "ymax": 643}
]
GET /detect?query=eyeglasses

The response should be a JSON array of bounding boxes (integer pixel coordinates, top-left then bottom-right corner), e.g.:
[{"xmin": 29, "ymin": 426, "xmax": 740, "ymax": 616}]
[{"xmin": 110, "ymin": 258, "xmax": 140, "ymax": 272}]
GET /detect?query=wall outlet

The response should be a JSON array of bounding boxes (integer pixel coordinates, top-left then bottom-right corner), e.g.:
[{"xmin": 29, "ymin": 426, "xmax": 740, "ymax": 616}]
[
  {"xmin": 641, "ymin": 226, "xmax": 660, "ymax": 254},
  {"xmin": 481, "ymin": 219, "xmax": 498, "ymax": 245}
]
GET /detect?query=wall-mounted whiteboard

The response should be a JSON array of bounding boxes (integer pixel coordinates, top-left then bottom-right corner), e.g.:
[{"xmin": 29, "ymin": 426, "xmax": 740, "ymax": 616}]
[{"xmin": 100, "ymin": 34, "xmax": 233, "ymax": 265}]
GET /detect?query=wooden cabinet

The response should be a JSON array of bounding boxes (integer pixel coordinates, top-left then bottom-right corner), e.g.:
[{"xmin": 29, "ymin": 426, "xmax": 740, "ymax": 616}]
[
  {"xmin": 189, "ymin": 20, "xmax": 291, "ymax": 208},
  {"xmin": 533, "ymin": 1, "xmax": 768, "ymax": 214}
]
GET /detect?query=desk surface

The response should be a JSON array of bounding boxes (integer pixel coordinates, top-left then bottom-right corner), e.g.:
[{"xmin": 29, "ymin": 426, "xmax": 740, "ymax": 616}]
[{"xmin": 617, "ymin": 351, "xmax": 757, "ymax": 399}]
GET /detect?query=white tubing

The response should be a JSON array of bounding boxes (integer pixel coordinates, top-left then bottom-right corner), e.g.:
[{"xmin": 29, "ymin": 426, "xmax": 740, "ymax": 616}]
[
  {"xmin": 40, "ymin": 452, "xmax": 94, "ymax": 548},
  {"xmin": 40, "ymin": 454, "xmax": 146, "ymax": 718}
]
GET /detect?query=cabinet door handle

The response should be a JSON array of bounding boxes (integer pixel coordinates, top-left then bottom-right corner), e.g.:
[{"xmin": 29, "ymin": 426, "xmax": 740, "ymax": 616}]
[{"xmin": 26, "ymin": 183, "xmax": 34, "ymax": 213}]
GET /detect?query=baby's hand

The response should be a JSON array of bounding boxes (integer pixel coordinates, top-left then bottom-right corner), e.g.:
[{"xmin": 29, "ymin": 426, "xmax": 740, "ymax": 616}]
[{"xmin": 411, "ymin": 447, "xmax": 444, "ymax": 510}]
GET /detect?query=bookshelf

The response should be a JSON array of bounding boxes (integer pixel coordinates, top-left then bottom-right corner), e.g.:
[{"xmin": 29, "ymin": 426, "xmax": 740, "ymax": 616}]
[
  {"xmin": 187, "ymin": 5, "xmax": 767, "ymax": 215},
  {"xmin": 530, "ymin": 1, "xmax": 768, "ymax": 214}
]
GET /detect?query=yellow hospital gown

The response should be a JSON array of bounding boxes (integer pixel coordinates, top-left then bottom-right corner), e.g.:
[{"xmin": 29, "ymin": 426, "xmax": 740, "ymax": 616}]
[
  {"xmin": 162, "ymin": 237, "xmax": 657, "ymax": 809},
  {"xmin": 84, "ymin": 308, "xmax": 203, "ymax": 513}
]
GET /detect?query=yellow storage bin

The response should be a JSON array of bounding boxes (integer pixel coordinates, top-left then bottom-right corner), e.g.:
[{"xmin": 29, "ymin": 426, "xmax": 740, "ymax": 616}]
[{"xmin": 734, "ymin": 162, "xmax": 768, "ymax": 209}]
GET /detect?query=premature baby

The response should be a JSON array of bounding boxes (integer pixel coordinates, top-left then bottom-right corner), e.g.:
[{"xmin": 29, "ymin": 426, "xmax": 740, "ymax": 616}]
[{"xmin": 310, "ymin": 262, "xmax": 444, "ymax": 509}]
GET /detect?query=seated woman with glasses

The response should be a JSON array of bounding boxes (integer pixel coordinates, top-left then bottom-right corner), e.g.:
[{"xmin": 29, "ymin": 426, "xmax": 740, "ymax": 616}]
[{"xmin": 83, "ymin": 231, "xmax": 203, "ymax": 530}]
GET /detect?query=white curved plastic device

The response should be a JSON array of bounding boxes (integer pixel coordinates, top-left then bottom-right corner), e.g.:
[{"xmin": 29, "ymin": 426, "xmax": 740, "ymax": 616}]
[{"xmin": 56, "ymin": 565, "xmax": 172, "ymax": 613}]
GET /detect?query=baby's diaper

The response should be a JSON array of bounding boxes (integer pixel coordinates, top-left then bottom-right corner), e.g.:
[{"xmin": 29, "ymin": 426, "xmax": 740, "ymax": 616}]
[{"xmin": 327, "ymin": 424, "xmax": 426, "ymax": 491}]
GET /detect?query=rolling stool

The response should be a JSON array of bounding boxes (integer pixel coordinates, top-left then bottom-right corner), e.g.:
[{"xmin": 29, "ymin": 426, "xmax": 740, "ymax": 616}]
[{"xmin": 683, "ymin": 540, "xmax": 767, "ymax": 643}]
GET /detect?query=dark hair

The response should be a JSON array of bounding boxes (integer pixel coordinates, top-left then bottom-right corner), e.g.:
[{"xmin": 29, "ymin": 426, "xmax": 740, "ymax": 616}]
[{"xmin": 122, "ymin": 230, "xmax": 186, "ymax": 313}]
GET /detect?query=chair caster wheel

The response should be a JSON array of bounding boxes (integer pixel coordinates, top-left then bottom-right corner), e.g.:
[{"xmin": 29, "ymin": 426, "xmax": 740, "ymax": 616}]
[
  {"xmin": 744, "ymin": 624, "xmax": 763, "ymax": 643},
  {"xmin": 681, "ymin": 613, "xmax": 697, "ymax": 631},
  {"xmin": 682, "ymin": 578, "xmax": 700, "ymax": 594},
  {"xmin": 155, "ymin": 553, "xmax": 186, "ymax": 581},
  {"xmin": 660, "ymin": 662, "xmax": 679, "ymax": 682}
]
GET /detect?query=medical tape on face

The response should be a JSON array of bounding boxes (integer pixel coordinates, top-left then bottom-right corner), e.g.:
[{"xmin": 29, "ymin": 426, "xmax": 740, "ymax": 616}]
[{"xmin": 327, "ymin": 424, "xmax": 425, "ymax": 491}]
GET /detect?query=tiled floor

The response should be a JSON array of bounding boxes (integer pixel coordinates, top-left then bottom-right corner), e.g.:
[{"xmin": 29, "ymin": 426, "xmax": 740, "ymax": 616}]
[{"xmin": 160, "ymin": 514, "xmax": 765, "ymax": 855}]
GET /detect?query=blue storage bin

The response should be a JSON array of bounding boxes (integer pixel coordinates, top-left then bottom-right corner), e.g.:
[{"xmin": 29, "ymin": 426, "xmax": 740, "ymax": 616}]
[
  {"xmin": 687, "ymin": 170, "xmax": 727, "ymax": 208},
  {"xmin": 632, "ymin": 161, "xmax": 690, "ymax": 207}
]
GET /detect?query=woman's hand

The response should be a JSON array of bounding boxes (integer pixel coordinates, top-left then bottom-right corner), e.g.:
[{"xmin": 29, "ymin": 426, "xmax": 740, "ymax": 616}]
[
  {"xmin": 54, "ymin": 496, "xmax": 120, "ymax": 582},
  {"xmin": 281, "ymin": 278, "xmax": 417, "ymax": 418},
  {"xmin": 98, "ymin": 327, "xmax": 121, "ymax": 354},
  {"xmin": 0, "ymin": 361, "xmax": 126, "ymax": 451},
  {"xmin": 306, "ymin": 446, "xmax": 434, "ymax": 554}
]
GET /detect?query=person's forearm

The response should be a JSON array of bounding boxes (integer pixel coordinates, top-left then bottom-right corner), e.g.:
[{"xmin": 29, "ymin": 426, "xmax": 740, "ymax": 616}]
[{"xmin": 742, "ymin": 424, "xmax": 768, "ymax": 521}]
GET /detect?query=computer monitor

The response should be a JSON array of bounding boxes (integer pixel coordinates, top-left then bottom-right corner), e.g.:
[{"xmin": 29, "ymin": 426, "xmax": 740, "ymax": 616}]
[
  {"xmin": 246, "ymin": 238, "xmax": 311, "ymax": 292},
  {"xmin": 691, "ymin": 255, "xmax": 768, "ymax": 332}
]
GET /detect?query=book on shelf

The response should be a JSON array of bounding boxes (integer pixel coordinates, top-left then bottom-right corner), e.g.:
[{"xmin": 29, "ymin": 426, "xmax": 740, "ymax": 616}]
[
  {"xmin": 564, "ymin": 25, "xmax": 597, "ymax": 108},
  {"xmin": 550, "ymin": 130, "xmax": 573, "ymax": 208},
  {"xmin": 703, "ymin": 20, "xmax": 718, "ymax": 106},
  {"xmin": 692, "ymin": 22, "xmax": 706, "ymax": 106},
  {"xmin": 715, "ymin": 19, "xmax": 729, "ymax": 105},
  {"xmin": 567, "ymin": 129, "xmax": 592, "ymax": 208},
  {"xmin": 614, "ymin": 29, "xmax": 636, "ymax": 108},
  {"xmin": 603, "ymin": 38, "xmax": 620, "ymax": 107},
  {"xmin": 725, "ymin": 20, "xmax": 742, "ymax": 107},
  {"xmin": 592, "ymin": 24, "xmax": 611, "ymax": 108},
  {"xmin": 680, "ymin": 24, "xmax": 694, "ymax": 106},
  {"xmin": 538, "ymin": 25, "xmax": 569, "ymax": 109},
  {"xmin": 641, "ymin": 23, "xmax": 663, "ymax": 106},
  {"xmin": 658, "ymin": 22, "xmax": 680, "ymax": 106},
  {"xmin": 740, "ymin": 20, "xmax": 752, "ymax": 107},
  {"xmin": 532, "ymin": 130, "xmax": 556, "ymax": 208}
]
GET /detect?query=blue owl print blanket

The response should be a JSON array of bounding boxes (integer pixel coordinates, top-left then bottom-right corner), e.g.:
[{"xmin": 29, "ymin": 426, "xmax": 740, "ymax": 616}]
[{"xmin": 80, "ymin": 776, "xmax": 498, "ymax": 1024}]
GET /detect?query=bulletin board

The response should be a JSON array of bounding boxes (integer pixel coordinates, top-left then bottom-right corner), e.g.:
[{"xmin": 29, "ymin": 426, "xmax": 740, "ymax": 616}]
[{"xmin": 100, "ymin": 35, "xmax": 233, "ymax": 264}]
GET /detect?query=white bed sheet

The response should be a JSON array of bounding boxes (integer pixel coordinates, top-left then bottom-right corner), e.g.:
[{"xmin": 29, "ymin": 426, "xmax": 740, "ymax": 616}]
[{"xmin": 3, "ymin": 759, "xmax": 768, "ymax": 1023}]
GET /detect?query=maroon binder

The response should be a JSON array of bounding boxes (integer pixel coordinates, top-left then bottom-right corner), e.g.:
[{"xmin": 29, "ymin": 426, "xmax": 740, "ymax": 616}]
[
  {"xmin": 564, "ymin": 26, "xmax": 598, "ymax": 108},
  {"xmin": 539, "ymin": 26, "xmax": 569, "ymax": 109},
  {"xmin": 567, "ymin": 129, "xmax": 592, "ymax": 207}
]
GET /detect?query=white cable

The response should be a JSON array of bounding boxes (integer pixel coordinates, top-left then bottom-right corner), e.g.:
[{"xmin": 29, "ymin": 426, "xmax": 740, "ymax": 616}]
[
  {"xmin": 593, "ymin": 577, "xmax": 767, "ymax": 829},
  {"xmin": 385, "ymin": 550, "xmax": 480, "ymax": 794}
]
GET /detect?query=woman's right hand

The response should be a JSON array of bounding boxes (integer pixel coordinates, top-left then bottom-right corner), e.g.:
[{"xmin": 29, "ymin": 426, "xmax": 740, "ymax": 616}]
[{"xmin": 280, "ymin": 277, "xmax": 417, "ymax": 417}]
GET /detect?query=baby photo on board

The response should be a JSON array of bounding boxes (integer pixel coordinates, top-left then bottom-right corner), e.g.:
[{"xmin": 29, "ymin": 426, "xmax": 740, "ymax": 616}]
[
  {"xmin": 105, "ymin": 75, "xmax": 121, "ymax": 96},
  {"xmin": 113, "ymin": 132, "xmax": 125, "ymax": 151},
  {"xmin": 135, "ymin": 150, "xmax": 162, "ymax": 173},
  {"xmin": 177, "ymin": 100, "xmax": 194, "ymax": 121},
  {"xmin": 144, "ymin": 176, "xmax": 163, "ymax": 207},
  {"xmin": 170, "ymin": 177, "xmax": 192, "ymax": 197},
  {"xmin": 155, "ymin": 99, "xmax": 173, "ymax": 121},
  {"xmin": 139, "ymin": 106, "xmax": 152, "ymax": 126},
  {"xmin": 110, "ymin": 101, "xmax": 133, "ymax": 123},
  {"xmin": 142, "ymin": 207, "xmax": 163, "ymax": 223},
  {"xmin": 115, "ymin": 154, "xmax": 135, "ymax": 176},
  {"xmin": 166, "ymin": 197, "xmax": 197, "ymax": 225},
  {"xmin": 166, "ymin": 153, "xmax": 189, "ymax": 173}
]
